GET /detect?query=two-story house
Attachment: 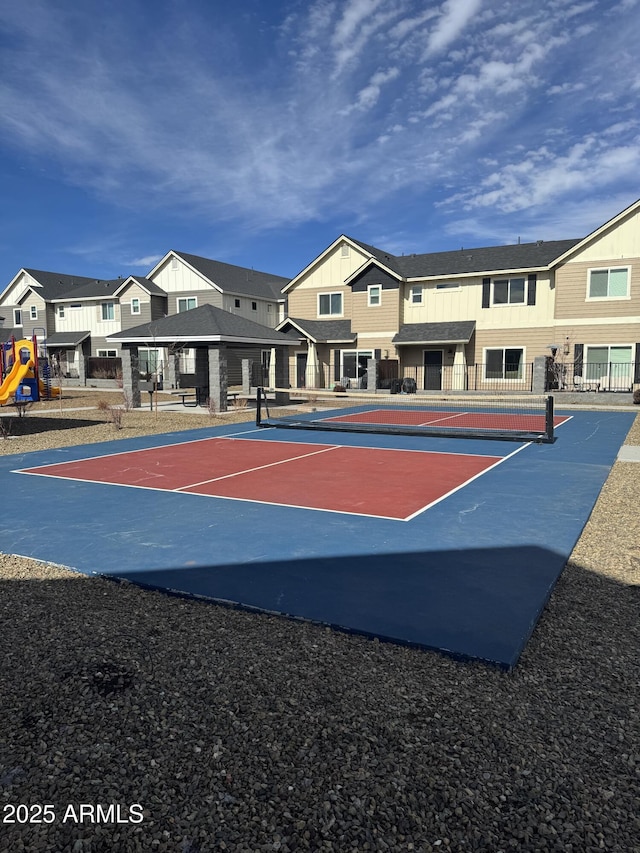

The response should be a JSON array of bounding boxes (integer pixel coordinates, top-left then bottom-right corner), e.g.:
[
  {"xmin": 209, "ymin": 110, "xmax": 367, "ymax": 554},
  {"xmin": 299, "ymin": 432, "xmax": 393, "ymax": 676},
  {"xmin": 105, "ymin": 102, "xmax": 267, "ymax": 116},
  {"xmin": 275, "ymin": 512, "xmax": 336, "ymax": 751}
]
[
  {"xmin": 0, "ymin": 251, "xmax": 289, "ymax": 386},
  {"xmin": 278, "ymin": 198, "xmax": 640, "ymax": 393}
]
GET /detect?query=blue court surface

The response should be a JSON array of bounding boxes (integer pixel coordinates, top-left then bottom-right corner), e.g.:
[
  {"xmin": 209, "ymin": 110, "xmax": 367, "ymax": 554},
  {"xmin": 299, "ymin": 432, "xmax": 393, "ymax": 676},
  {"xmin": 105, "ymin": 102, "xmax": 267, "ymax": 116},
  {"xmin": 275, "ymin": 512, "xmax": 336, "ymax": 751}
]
[{"xmin": 1, "ymin": 407, "xmax": 634, "ymax": 668}]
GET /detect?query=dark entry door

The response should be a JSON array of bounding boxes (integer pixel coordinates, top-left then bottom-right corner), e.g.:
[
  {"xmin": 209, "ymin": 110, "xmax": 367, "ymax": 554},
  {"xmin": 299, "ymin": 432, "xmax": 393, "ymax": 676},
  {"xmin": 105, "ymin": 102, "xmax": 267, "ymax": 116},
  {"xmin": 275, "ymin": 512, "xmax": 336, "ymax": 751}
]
[
  {"xmin": 423, "ymin": 350, "xmax": 443, "ymax": 390},
  {"xmin": 296, "ymin": 353, "xmax": 307, "ymax": 388}
]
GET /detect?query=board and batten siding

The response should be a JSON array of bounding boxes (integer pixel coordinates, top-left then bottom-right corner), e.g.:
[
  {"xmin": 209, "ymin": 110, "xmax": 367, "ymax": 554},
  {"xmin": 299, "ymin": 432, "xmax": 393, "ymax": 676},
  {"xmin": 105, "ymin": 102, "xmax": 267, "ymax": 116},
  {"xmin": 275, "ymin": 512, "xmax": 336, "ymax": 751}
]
[
  {"xmin": 151, "ymin": 258, "xmax": 217, "ymax": 294},
  {"xmin": 222, "ymin": 294, "xmax": 278, "ymax": 329}
]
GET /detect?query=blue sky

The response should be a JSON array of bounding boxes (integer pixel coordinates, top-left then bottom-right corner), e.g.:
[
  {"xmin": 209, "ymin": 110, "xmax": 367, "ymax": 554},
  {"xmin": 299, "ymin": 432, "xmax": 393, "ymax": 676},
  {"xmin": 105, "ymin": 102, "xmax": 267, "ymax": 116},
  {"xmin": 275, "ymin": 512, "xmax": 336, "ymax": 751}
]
[{"xmin": 1, "ymin": 0, "xmax": 639, "ymax": 285}]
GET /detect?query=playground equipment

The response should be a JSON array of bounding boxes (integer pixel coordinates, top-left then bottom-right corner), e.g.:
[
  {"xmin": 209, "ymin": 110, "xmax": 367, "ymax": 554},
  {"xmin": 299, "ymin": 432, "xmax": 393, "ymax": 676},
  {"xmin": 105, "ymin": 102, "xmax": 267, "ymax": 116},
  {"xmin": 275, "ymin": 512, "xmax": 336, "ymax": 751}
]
[{"xmin": 0, "ymin": 335, "xmax": 60, "ymax": 406}]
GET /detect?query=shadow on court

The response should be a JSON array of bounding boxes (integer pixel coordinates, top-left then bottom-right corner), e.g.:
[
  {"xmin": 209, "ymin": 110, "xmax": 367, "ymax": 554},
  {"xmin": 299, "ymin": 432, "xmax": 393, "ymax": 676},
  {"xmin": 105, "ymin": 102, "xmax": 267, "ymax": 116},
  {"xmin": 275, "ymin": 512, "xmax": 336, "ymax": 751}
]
[{"xmin": 113, "ymin": 543, "xmax": 570, "ymax": 669}]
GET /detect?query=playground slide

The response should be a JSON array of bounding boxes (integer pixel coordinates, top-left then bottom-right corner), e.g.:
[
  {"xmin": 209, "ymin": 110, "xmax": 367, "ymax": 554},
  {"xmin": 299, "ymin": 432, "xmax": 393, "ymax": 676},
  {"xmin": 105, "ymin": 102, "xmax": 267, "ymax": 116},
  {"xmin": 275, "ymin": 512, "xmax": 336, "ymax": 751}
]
[{"xmin": 0, "ymin": 359, "xmax": 34, "ymax": 406}]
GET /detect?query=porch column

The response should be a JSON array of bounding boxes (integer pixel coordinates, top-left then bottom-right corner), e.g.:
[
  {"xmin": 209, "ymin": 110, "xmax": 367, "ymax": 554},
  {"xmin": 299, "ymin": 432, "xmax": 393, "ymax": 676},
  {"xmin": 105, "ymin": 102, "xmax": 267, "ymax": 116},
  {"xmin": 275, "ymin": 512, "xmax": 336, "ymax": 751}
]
[
  {"xmin": 532, "ymin": 355, "xmax": 547, "ymax": 394},
  {"xmin": 452, "ymin": 344, "xmax": 467, "ymax": 391},
  {"xmin": 121, "ymin": 345, "xmax": 141, "ymax": 408},
  {"xmin": 165, "ymin": 351, "xmax": 179, "ymax": 390},
  {"xmin": 366, "ymin": 358, "xmax": 378, "ymax": 391},
  {"xmin": 208, "ymin": 344, "xmax": 228, "ymax": 411},
  {"xmin": 242, "ymin": 358, "xmax": 253, "ymax": 395}
]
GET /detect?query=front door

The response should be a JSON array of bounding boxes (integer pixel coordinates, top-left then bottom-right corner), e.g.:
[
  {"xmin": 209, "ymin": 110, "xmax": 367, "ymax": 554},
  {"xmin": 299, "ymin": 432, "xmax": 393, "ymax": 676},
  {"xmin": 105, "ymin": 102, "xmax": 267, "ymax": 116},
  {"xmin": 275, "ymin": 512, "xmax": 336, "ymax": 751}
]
[
  {"xmin": 423, "ymin": 350, "xmax": 443, "ymax": 390},
  {"xmin": 296, "ymin": 353, "xmax": 307, "ymax": 388}
]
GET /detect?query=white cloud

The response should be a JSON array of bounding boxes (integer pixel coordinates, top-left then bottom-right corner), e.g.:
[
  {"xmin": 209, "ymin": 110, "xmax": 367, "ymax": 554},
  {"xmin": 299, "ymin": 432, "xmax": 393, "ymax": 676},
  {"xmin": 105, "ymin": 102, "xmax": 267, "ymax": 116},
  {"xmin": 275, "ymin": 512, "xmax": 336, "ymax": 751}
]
[{"xmin": 424, "ymin": 0, "xmax": 483, "ymax": 57}]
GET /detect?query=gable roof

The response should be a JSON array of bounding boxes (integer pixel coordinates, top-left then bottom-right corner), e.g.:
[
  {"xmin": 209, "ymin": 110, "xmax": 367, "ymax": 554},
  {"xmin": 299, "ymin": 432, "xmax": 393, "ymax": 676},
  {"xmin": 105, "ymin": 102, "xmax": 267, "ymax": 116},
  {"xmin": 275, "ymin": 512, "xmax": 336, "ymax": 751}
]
[
  {"xmin": 551, "ymin": 196, "xmax": 640, "ymax": 265},
  {"xmin": 108, "ymin": 303, "xmax": 297, "ymax": 346},
  {"xmin": 151, "ymin": 251, "xmax": 289, "ymax": 301},
  {"xmin": 277, "ymin": 318, "xmax": 356, "ymax": 344},
  {"xmin": 8, "ymin": 269, "xmax": 105, "ymax": 302},
  {"xmin": 281, "ymin": 235, "xmax": 387, "ymax": 294},
  {"xmin": 114, "ymin": 276, "xmax": 167, "ymax": 297}
]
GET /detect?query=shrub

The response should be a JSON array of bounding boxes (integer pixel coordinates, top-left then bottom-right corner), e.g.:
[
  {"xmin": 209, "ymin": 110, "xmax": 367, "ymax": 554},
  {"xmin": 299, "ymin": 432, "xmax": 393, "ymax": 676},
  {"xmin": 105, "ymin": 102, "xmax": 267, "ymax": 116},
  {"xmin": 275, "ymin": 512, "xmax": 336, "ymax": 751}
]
[
  {"xmin": 633, "ymin": 388, "xmax": 640, "ymax": 405},
  {"xmin": 97, "ymin": 399, "xmax": 125, "ymax": 429}
]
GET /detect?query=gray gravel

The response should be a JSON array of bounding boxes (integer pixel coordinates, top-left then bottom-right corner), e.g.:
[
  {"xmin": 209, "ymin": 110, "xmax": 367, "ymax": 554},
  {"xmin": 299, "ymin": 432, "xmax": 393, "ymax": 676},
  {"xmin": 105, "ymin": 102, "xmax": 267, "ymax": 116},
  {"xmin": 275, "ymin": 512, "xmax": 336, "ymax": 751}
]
[{"xmin": 1, "ymin": 396, "xmax": 639, "ymax": 852}]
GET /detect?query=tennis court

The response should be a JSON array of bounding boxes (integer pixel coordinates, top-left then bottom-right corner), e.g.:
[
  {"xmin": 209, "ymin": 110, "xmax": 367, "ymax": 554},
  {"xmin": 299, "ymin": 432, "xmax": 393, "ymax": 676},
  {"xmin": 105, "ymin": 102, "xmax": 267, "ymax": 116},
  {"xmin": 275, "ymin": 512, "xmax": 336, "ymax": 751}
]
[{"xmin": 1, "ymin": 395, "xmax": 635, "ymax": 667}]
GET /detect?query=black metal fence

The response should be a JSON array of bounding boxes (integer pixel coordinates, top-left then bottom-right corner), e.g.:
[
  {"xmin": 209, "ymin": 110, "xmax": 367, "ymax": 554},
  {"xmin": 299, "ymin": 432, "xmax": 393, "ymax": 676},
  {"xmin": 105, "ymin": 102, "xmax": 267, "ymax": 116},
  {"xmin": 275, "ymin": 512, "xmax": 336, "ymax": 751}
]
[
  {"xmin": 546, "ymin": 360, "xmax": 638, "ymax": 392},
  {"xmin": 86, "ymin": 356, "xmax": 122, "ymax": 380},
  {"xmin": 398, "ymin": 363, "xmax": 535, "ymax": 393}
]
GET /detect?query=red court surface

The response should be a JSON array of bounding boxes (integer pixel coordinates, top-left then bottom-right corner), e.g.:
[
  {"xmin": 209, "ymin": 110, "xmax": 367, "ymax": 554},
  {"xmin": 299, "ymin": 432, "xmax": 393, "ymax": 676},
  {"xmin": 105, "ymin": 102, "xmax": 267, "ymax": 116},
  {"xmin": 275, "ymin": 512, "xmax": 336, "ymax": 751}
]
[
  {"xmin": 324, "ymin": 408, "xmax": 568, "ymax": 432},
  {"xmin": 20, "ymin": 436, "xmax": 504, "ymax": 521}
]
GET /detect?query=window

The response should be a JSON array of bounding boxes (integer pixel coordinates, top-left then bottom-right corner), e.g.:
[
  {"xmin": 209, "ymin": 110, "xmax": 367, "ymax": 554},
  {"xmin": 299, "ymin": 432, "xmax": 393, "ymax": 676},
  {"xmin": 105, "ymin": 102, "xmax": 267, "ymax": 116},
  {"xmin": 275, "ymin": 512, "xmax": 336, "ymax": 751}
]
[
  {"xmin": 492, "ymin": 277, "xmax": 525, "ymax": 305},
  {"xmin": 234, "ymin": 298, "xmax": 241, "ymax": 308},
  {"xmin": 485, "ymin": 347, "xmax": 524, "ymax": 380},
  {"xmin": 585, "ymin": 344, "xmax": 633, "ymax": 388},
  {"xmin": 410, "ymin": 286, "xmax": 423, "ymax": 304},
  {"xmin": 171, "ymin": 257, "xmax": 178, "ymax": 271},
  {"xmin": 70, "ymin": 303, "xmax": 82, "ymax": 309},
  {"xmin": 178, "ymin": 348, "xmax": 195, "ymax": 374},
  {"xmin": 341, "ymin": 244, "xmax": 350, "ymax": 258},
  {"xmin": 436, "ymin": 283, "xmax": 461, "ymax": 291},
  {"xmin": 30, "ymin": 306, "xmax": 38, "ymax": 319},
  {"xmin": 97, "ymin": 349, "xmax": 117, "ymax": 357},
  {"xmin": 139, "ymin": 348, "xmax": 160, "ymax": 375},
  {"xmin": 267, "ymin": 304, "xmax": 272, "ymax": 312},
  {"xmin": 588, "ymin": 267, "xmax": 629, "ymax": 299},
  {"xmin": 318, "ymin": 292, "xmax": 343, "ymax": 316},
  {"xmin": 14, "ymin": 309, "xmax": 22, "ymax": 326},
  {"xmin": 367, "ymin": 285, "xmax": 381, "ymax": 307},
  {"xmin": 341, "ymin": 350, "xmax": 372, "ymax": 384},
  {"xmin": 58, "ymin": 305, "xmax": 65, "ymax": 319},
  {"xmin": 101, "ymin": 302, "xmax": 115, "ymax": 321},
  {"xmin": 252, "ymin": 301, "xmax": 257, "ymax": 311},
  {"xmin": 131, "ymin": 298, "xmax": 140, "ymax": 315},
  {"xmin": 177, "ymin": 297, "xmax": 197, "ymax": 312}
]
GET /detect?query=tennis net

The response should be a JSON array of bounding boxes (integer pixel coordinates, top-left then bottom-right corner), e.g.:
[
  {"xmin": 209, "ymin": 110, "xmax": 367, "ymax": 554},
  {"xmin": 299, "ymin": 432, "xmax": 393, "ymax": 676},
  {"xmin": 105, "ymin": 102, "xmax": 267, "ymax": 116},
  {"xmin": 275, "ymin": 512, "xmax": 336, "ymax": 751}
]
[{"xmin": 256, "ymin": 388, "xmax": 556, "ymax": 442}]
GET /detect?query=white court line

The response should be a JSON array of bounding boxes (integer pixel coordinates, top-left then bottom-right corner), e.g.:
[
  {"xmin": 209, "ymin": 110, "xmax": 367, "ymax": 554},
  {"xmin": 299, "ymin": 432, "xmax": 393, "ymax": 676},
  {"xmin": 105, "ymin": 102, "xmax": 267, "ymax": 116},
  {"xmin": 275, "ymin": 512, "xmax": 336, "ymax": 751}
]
[
  {"xmin": 403, "ymin": 441, "xmax": 532, "ymax": 522},
  {"xmin": 175, "ymin": 445, "xmax": 340, "ymax": 490}
]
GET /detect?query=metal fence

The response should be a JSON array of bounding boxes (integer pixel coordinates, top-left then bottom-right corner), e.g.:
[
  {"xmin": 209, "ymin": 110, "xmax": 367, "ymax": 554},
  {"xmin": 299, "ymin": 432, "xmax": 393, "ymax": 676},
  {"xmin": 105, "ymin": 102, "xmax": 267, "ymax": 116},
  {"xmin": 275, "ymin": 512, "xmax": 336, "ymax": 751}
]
[
  {"xmin": 398, "ymin": 363, "xmax": 535, "ymax": 393},
  {"xmin": 86, "ymin": 356, "xmax": 122, "ymax": 380},
  {"xmin": 546, "ymin": 361, "xmax": 638, "ymax": 392}
]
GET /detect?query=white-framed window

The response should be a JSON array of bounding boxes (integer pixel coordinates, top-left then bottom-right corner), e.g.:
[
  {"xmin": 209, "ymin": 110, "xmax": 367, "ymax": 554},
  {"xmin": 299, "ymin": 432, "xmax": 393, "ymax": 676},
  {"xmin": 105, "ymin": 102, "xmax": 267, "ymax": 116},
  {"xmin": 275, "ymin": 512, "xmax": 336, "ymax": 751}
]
[
  {"xmin": 492, "ymin": 277, "xmax": 525, "ymax": 305},
  {"xmin": 101, "ymin": 302, "xmax": 115, "ymax": 321},
  {"xmin": 14, "ymin": 308, "xmax": 22, "ymax": 326},
  {"xmin": 139, "ymin": 348, "xmax": 160, "ymax": 375},
  {"xmin": 30, "ymin": 305, "xmax": 38, "ymax": 319},
  {"xmin": 267, "ymin": 303, "xmax": 273, "ymax": 313},
  {"xmin": 367, "ymin": 285, "xmax": 381, "ymax": 307},
  {"xmin": 341, "ymin": 350, "xmax": 373, "ymax": 384},
  {"xmin": 234, "ymin": 298, "xmax": 241, "ymax": 308},
  {"xmin": 484, "ymin": 347, "xmax": 525, "ymax": 380},
  {"xmin": 410, "ymin": 285, "xmax": 423, "ymax": 304},
  {"xmin": 177, "ymin": 297, "xmax": 197, "ymax": 312},
  {"xmin": 96, "ymin": 349, "xmax": 118, "ymax": 357},
  {"xmin": 58, "ymin": 305, "xmax": 65, "ymax": 319},
  {"xmin": 436, "ymin": 282, "xmax": 461, "ymax": 291},
  {"xmin": 70, "ymin": 303, "xmax": 82, "ymax": 309},
  {"xmin": 318, "ymin": 292, "xmax": 343, "ymax": 317},
  {"xmin": 585, "ymin": 344, "xmax": 633, "ymax": 388},
  {"xmin": 131, "ymin": 298, "xmax": 140, "ymax": 315},
  {"xmin": 587, "ymin": 267, "xmax": 630, "ymax": 300}
]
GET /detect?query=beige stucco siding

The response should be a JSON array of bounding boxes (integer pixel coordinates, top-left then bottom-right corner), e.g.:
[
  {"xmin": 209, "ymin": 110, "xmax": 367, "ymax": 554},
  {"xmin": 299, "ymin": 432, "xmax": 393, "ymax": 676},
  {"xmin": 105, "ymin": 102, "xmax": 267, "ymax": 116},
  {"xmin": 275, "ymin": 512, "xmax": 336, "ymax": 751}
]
[{"xmin": 555, "ymin": 257, "xmax": 640, "ymax": 319}]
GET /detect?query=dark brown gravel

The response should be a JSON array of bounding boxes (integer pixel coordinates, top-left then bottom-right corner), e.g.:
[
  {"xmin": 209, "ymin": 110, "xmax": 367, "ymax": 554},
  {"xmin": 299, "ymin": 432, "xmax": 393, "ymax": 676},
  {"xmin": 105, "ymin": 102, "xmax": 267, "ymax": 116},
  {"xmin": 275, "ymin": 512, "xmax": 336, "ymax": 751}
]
[{"xmin": 0, "ymin": 397, "xmax": 638, "ymax": 852}]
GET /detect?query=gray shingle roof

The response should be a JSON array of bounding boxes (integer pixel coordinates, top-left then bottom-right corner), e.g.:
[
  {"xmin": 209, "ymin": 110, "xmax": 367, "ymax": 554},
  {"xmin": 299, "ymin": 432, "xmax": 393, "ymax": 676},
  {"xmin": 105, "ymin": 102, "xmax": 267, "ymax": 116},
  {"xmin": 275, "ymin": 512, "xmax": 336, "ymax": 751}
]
[
  {"xmin": 174, "ymin": 252, "xmax": 289, "ymax": 300},
  {"xmin": 123, "ymin": 276, "xmax": 166, "ymax": 297},
  {"xmin": 109, "ymin": 304, "xmax": 296, "ymax": 345},
  {"xmin": 392, "ymin": 321, "xmax": 476, "ymax": 345},
  {"xmin": 44, "ymin": 331, "xmax": 92, "ymax": 347},
  {"xmin": 366, "ymin": 239, "xmax": 581, "ymax": 279},
  {"xmin": 280, "ymin": 318, "xmax": 356, "ymax": 343},
  {"xmin": 21, "ymin": 269, "xmax": 112, "ymax": 301}
]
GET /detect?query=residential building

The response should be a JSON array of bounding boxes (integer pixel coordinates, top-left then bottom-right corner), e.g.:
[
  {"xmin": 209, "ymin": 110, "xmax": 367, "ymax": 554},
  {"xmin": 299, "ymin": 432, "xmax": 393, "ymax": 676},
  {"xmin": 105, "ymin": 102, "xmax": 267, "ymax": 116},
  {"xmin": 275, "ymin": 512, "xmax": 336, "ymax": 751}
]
[
  {"xmin": 278, "ymin": 198, "xmax": 640, "ymax": 393},
  {"xmin": 0, "ymin": 252, "xmax": 289, "ymax": 386}
]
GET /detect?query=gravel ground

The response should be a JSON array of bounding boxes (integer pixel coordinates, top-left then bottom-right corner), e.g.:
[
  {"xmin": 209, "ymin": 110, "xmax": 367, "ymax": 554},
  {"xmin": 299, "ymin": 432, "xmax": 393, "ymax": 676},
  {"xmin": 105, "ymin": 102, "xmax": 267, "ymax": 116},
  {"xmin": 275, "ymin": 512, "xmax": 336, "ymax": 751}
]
[{"xmin": 0, "ymin": 393, "xmax": 639, "ymax": 852}]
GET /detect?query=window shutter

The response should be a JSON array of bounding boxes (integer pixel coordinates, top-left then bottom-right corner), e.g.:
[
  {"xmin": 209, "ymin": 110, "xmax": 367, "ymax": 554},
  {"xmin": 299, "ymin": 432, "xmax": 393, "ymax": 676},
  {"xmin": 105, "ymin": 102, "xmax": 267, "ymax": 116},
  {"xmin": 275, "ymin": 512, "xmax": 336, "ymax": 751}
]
[
  {"xmin": 574, "ymin": 343, "xmax": 584, "ymax": 377},
  {"xmin": 482, "ymin": 278, "xmax": 491, "ymax": 308},
  {"xmin": 527, "ymin": 274, "xmax": 537, "ymax": 306},
  {"xmin": 635, "ymin": 343, "xmax": 640, "ymax": 384},
  {"xmin": 333, "ymin": 349, "xmax": 341, "ymax": 382},
  {"xmin": 374, "ymin": 349, "xmax": 381, "ymax": 360}
]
